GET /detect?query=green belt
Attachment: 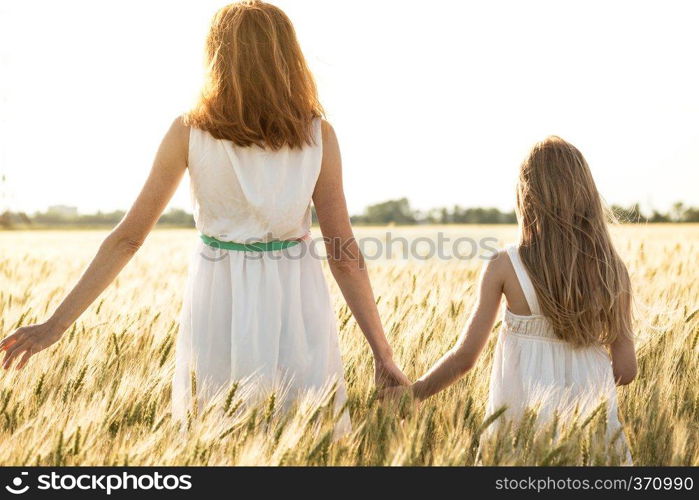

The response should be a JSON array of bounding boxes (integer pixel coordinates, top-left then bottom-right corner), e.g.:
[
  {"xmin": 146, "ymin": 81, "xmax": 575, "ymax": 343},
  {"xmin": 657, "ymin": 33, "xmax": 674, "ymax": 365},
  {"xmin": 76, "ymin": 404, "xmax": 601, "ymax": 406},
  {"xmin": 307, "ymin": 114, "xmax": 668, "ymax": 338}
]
[{"xmin": 200, "ymin": 234, "xmax": 300, "ymax": 252}]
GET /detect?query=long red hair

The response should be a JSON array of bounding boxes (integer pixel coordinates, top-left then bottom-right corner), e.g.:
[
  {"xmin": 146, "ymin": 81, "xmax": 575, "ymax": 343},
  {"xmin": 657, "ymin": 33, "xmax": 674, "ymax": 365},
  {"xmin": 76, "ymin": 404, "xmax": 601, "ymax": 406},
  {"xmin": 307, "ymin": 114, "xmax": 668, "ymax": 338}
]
[{"xmin": 185, "ymin": 1, "xmax": 323, "ymax": 149}]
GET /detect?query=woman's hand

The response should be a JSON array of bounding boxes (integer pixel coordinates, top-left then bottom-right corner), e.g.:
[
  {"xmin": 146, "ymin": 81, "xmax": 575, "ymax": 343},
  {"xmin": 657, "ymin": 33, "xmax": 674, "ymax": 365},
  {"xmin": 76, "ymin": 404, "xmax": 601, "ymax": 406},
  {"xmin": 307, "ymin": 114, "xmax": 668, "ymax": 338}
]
[
  {"xmin": 374, "ymin": 357, "xmax": 411, "ymax": 388},
  {"xmin": 0, "ymin": 322, "xmax": 65, "ymax": 370},
  {"xmin": 314, "ymin": 121, "xmax": 408, "ymax": 388},
  {"xmin": 0, "ymin": 117, "xmax": 189, "ymax": 373}
]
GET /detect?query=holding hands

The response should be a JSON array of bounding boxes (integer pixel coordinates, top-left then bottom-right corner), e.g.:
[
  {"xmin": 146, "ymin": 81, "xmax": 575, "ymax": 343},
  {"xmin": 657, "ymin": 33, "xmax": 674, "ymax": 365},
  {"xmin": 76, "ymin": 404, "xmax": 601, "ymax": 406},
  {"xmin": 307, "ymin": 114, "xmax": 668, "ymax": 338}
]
[
  {"xmin": 374, "ymin": 355, "xmax": 418, "ymax": 413},
  {"xmin": 374, "ymin": 356, "xmax": 411, "ymax": 388}
]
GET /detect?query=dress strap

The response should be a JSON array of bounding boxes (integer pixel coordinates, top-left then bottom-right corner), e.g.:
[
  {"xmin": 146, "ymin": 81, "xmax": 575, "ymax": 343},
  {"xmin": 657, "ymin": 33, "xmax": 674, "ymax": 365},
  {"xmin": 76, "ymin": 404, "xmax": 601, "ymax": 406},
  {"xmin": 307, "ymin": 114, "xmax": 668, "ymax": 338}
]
[
  {"xmin": 312, "ymin": 116, "xmax": 323, "ymax": 147},
  {"xmin": 505, "ymin": 244, "xmax": 542, "ymax": 315}
]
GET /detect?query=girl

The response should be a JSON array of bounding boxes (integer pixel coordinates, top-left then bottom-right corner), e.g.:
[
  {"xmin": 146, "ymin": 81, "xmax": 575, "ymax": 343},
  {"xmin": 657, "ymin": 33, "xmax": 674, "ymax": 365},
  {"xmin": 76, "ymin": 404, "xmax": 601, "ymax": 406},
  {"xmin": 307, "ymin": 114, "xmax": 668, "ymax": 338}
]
[
  {"xmin": 391, "ymin": 136, "xmax": 637, "ymax": 460},
  {"xmin": 0, "ymin": 1, "xmax": 409, "ymax": 428}
]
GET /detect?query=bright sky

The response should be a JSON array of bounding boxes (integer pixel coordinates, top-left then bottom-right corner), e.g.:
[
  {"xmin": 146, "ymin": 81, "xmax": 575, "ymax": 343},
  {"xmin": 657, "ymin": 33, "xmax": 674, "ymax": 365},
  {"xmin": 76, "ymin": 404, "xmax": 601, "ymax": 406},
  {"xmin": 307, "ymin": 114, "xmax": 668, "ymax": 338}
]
[{"xmin": 1, "ymin": 0, "xmax": 697, "ymax": 216}]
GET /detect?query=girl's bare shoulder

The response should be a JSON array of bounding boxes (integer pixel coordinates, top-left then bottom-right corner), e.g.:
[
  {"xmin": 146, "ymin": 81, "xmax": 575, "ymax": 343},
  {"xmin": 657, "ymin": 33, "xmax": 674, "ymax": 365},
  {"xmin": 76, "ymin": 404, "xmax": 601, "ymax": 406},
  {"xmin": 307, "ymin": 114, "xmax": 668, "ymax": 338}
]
[
  {"xmin": 485, "ymin": 248, "xmax": 532, "ymax": 315},
  {"xmin": 483, "ymin": 249, "xmax": 511, "ymax": 276},
  {"xmin": 479, "ymin": 249, "xmax": 510, "ymax": 292}
]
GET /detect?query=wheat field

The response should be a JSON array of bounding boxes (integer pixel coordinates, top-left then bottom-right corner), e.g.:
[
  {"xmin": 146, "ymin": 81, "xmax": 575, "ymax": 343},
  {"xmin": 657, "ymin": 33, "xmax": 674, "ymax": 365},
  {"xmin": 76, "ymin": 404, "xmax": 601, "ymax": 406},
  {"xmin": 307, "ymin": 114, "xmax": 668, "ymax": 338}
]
[{"xmin": 0, "ymin": 225, "xmax": 697, "ymax": 466}]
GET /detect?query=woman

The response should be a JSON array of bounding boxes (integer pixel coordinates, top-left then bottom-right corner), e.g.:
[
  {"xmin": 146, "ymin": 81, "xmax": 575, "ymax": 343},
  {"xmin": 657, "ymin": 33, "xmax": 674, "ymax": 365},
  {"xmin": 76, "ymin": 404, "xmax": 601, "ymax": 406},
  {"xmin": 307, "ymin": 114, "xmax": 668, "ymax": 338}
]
[{"xmin": 0, "ymin": 1, "xmax": 409, "ymax": 426}]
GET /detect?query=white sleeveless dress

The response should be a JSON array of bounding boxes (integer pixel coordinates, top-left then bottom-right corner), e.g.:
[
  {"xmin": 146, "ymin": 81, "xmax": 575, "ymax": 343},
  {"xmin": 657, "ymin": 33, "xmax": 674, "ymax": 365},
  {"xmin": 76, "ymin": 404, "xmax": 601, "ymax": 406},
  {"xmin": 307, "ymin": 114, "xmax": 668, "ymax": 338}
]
[
  {"xmin": 486, "ymin": 244, "xmax": 631, "ymax": 463},
  {"xmin": 172, "ymin": 118, "xmax": 349, "ymax": 432}
]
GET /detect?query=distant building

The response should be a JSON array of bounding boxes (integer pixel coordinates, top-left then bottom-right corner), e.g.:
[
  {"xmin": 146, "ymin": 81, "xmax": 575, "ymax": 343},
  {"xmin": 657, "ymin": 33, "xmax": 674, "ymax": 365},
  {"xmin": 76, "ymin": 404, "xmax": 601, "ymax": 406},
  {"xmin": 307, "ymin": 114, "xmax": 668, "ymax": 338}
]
[{"xmin": 47, "ymin": 205, "xmax": 78, "ymax": 217}]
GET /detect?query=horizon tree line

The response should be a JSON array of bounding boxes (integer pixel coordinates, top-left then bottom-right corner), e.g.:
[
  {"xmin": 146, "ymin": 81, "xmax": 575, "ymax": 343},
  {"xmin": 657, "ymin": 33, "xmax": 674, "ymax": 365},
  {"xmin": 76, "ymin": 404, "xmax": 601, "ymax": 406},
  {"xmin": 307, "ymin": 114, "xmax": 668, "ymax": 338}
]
[{"xmin": 1, "ymin": 198, "xmax": 698, "ymax": 229}]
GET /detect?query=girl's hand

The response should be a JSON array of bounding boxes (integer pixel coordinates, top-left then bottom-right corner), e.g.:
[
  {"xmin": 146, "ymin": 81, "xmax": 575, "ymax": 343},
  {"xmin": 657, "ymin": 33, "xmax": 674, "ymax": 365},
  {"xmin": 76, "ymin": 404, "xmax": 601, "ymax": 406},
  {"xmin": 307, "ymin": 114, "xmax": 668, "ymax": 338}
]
[
  {"xmin": 0, "ymin": 322, "xmax": 65, "ymax": 370},
  {"xmin": 374, "ymin": 357, "xmax": 411, "ymax": 388},
  {"xmin": 379, "ymin": 385, "xmax": 413, "ymax": 401},
  {"xmin": 379, "ymin": 384, "xmax": 418, "ymax": 418}
]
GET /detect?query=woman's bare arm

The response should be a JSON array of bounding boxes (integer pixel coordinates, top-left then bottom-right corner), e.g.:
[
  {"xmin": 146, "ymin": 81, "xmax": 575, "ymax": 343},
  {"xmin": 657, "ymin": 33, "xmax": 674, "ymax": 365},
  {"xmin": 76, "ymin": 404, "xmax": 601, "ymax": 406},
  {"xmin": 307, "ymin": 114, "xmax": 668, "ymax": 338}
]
[
  {"xmin": 409, "ymin": 254, "xmax": 505, "ymax": 400},
  {"xmin": 0, "ymin": 117, "xmax": 189, "ymax": 369},
  {"xmin": 313, "ymin": 120, "xmax": 409, "ymax": 387}
]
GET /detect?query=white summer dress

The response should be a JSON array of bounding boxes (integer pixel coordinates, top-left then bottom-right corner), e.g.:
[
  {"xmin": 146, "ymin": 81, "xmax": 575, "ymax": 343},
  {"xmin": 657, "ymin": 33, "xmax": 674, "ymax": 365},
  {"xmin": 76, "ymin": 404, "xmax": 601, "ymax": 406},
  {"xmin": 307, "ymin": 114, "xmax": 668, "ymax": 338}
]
[
  {"xmin": 486, "ymin": 244, "xmax": 631, "ymax": 463},
  {"xmin": 172, "ymin": 118, "xmax": 349, "ymax": 432}
]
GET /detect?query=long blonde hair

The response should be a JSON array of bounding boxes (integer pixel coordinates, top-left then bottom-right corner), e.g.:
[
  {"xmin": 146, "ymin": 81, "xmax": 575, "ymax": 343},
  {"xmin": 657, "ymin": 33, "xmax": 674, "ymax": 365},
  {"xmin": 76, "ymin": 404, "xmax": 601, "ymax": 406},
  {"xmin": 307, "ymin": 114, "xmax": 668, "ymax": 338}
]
[
  {"xmin": 185, "ymin": 1, "xmax": 323, "ymax": 149},
  {"xmin": 516, "ymin": 136, "xmax": 632, "ymax": 347}
]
